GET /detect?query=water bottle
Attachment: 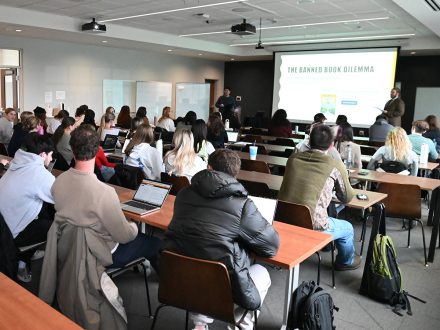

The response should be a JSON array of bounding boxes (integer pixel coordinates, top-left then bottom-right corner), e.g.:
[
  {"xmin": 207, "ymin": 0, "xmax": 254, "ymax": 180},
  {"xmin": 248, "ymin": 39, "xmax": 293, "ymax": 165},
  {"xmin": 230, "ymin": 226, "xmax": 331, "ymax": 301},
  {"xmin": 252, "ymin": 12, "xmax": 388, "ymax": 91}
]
[
  {"xmin": 346, "ymin": 144, "xmax": 353, "ymax": 169},
  {"xmin": 420, "ymin": 143, "xmax": 429, "ymax": 164},
  {"xmin": 225, "ymin": 119, "xmax": 230, "ymax": 130}
]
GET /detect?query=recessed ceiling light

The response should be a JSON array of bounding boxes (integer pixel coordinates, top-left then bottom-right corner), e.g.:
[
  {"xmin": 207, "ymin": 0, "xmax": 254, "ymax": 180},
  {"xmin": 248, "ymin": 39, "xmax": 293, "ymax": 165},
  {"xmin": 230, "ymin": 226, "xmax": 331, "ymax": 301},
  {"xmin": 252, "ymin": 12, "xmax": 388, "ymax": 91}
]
[
  {"xmin": 231, "ymin": 58, "xmax": 235, "ymax": 61},
  {"xmin": 167, "ymin": 49, "xmax": 173, "ymax": 52},
  {"xmin": 102, "ymin": 40, "xmax": 108, "ymax": 43},
  {"xmin": 198, "ymin": 53, "xmax": 203, "ymax": 56},
  {"xmin": 410, "ymin": 51, "xmax": 416, "ymax": 55},
  {"xmin": 15, "ymin": 29, "xmax": 22, "ymax": 32}
]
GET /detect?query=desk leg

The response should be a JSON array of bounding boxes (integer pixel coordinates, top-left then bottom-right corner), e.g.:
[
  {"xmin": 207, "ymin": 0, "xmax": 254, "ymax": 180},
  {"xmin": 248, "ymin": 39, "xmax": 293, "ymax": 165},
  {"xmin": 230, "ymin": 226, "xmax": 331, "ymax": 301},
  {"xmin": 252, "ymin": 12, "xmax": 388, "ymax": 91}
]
[
  {"xmin": 280, "ymin": 266, "xmax": 300, "ymax": 330},
  {"xmin": 428, "ymin": 188, "xmax": 440, "ymax": 262},
  {"xmin": 359, "ymin": 203, "xmax": 385, "ymax": 295}
]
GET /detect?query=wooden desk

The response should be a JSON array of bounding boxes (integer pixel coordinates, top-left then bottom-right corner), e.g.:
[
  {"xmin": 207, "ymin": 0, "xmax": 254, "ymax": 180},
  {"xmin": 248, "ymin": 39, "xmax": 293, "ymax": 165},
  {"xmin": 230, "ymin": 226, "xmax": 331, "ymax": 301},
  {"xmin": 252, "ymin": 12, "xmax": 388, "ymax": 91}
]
[
  {"xmin": 350, "ymin": 169, "xmax": 440, "ymax": 272},
  {"xmin": 236, "ymin": 151, "xmax": 288, "ymax": 167},
  {"xmin": 115, "ymin": 187, "xmax": 331, "ymax": 330},
  {"xmin": 0, "ymin": 273, "xmax": 82, "ymax": 330},
  {"xmin": 237, "ymin": 170, "xmax": 283, "ymax": 191},
  {"xmin": 227, "ymin": 142, "xmax": 296, "ymax": 153}
]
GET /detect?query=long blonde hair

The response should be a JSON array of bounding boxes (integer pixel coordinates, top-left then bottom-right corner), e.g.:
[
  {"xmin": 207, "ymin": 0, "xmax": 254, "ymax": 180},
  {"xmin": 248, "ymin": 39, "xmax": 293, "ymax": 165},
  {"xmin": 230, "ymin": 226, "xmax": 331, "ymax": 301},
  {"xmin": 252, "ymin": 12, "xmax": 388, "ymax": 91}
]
[
  {"xmin": 164, "ymin": 129, "xmax": 196, "ymax": 176},
  {"xmin": 98, "ymin": 113, "xmax": 116, "ymax": 139},
  {"xmin": 158, "ymin": 106, "xmax": 171, "ymax": 123},
  {"xmin": 385, "ymin": 127, "xmax": 412, "ymax": 161}
]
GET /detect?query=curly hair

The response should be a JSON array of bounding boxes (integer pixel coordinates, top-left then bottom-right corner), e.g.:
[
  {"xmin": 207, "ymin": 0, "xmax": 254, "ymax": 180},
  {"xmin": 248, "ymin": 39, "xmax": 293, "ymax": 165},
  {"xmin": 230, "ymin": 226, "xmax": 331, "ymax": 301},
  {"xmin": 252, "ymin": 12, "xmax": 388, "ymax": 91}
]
[{"xmin": 385, "ymin": 127, "xmax": 412, "ymax": 162}]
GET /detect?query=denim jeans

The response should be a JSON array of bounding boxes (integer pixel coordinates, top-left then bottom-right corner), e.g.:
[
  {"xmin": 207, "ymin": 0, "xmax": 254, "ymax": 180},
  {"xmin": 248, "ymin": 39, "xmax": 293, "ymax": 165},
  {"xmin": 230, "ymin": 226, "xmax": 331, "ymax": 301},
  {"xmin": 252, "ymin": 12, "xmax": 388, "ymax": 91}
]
[{"xmin": 324, "ymin": 217, "xmax": 355, "ymax": 266}]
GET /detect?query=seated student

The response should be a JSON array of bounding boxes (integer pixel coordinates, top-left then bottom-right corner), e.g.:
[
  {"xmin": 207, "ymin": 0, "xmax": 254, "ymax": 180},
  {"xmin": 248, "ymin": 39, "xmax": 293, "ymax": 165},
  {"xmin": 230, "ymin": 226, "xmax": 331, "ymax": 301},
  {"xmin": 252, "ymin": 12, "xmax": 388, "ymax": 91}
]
[
  {"xmin": 124, "ymin": 124, "xmax": 162, "ymax": 180},
  {"xmin": 7, "ymin": 111, "xmax": 36, "ymax": 157},
  {"xmin": 128, "ymin": 116, "xmax": 143, "ymax": 139},
  {"xmin": 164, "ymin": 128, "xmax": 206, "ymax": 181},
  {"xmin": 98, "ymin": 113, "xmax": 120, "ymax": 141},
  {"xmin": 332, "ymin": 114, "xmax": 348, "ymax": 138},
  {"xmin": 423, "ymin": 115, "xmax": 440, "ymax": 153},
  {"xmin": 305, "ymin": 113, "xmax": 326, "ymax": 135},
  {"xmin": 52, "ymin": 117, "xmax": 76, "ymax": 165},
  {"xmin": 136, "ymin": 106, "xmax": 150, "ymax": 126},
  {"xmin": 408, "ymin": 120, "xmax": 439, "ymax": 161},
  {"xmin": 82, "ymin": 109, "xmax": 98, "ymax": 130},
  {"xmin": 192, "ymin": 119, "xmax": 215, "ymax": 162},
  {"xmin": 156, "ymin": 106, "xmax": 175, "ymax": 132},
  {"xmin": 334, "ymin": 122, "xmax": 362, "ymax": 170},
  {"xmin": 0, "ymin": 133, "xmax": 55, "ymax": 281},
  {"xmin": 369, "ymin": 114, "xmax": 393, "ymax": 142},
  {"xmin": 176, "ymin": 111, "xmax": 197, "ymax": 131},
  {"xmin": 368, "ymin": 127, "xmax": 419, "ymax": 176},
  {"xmin": 117, "ymin": 105, "xmax": 132, "ymax": 129},
  {"xmin": 297, "ymin": 123, "xmax": 342, "ymax": 161},
  {"xmin": 279, "ymin": 125, "xmax": 360, "ymax": 271},
  {"xmin": 47, "ymin": 110, "xmax": 69, "ymax": 135},
  {"xmin": 268, "ymin": 109, "xmax": 292, "ymax": 138},
  {"xmin": 0, "ymin": 107, "xmax": 17, "ymax": 146},
  {"xmin": 41, "ymin": 125, "xmax": 161, "ymax": 328},
  {"xmin": 33, "ymin": 106, "xmax": 48, "ymax": 133},
  {"xmin": 95, "ymin": 146, "xmax": 116, "ymax": 182},
  {"xmin": 163, "ymin": 149, "xmax": 279, "ymax": 330},
  {"xmin": 207, "ymin": 114, "xmax": 228, "ymax": 149}
]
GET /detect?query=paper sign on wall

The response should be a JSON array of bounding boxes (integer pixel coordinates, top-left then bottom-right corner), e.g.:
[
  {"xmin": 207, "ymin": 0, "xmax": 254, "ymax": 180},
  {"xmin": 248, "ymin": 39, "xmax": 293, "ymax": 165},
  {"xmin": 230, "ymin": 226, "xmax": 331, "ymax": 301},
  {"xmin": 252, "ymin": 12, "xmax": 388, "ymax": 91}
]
[
  {"xmin": 55, "ymin": 91, "xmax": 66, "ymax": 100},
  {"xmin": 44, "ymin": 92, "xmax": 53, "ymax": 104}
]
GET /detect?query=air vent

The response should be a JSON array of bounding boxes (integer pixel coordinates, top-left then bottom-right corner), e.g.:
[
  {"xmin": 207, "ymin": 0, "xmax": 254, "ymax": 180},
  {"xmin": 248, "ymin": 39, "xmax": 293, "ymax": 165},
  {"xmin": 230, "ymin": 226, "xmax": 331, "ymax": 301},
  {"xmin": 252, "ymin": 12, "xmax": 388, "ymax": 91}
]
[{"xmin": 425, "ymin": 0, "xmax": 440, "ymax": 11}]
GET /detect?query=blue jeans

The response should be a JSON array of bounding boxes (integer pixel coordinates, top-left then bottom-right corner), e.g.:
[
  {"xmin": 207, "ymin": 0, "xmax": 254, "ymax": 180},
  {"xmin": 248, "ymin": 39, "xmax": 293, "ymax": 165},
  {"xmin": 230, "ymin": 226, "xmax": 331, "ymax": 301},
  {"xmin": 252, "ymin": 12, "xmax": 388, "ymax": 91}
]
[
  {"xmin": 324, "ymin": 217, "xmax": 355, "ymax": 266},
  {"xmin": 111, "ymin": 233, "xmax": 161, "ymax": 271}
]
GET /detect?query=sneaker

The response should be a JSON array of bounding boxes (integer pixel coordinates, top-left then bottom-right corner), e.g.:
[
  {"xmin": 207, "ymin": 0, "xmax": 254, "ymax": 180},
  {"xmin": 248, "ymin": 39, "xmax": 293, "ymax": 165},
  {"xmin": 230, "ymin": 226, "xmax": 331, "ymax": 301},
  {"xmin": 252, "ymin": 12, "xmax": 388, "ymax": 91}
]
[
  {"xmin": 136, "ymin": 259, "xmax": 152, "ymax": 276},
  {"xmin": 334, "ymin": 256, "xmax": 361, "ymax": 271},
  {"xmin": 17, "ymin": 266, "xmax": 32, "ymax": 283},
  {"xmin": 31, "ymin": 249, "xmax": 45, "ymax": 261}
]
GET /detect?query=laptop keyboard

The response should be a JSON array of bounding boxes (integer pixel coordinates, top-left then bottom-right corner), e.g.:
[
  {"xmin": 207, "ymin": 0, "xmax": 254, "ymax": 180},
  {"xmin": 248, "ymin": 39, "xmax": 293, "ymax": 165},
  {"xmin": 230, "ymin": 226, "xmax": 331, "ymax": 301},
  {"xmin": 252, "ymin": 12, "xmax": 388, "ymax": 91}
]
[{"xmin": 124, "ymin": 200, "xmax": 156, "ymax": 211}]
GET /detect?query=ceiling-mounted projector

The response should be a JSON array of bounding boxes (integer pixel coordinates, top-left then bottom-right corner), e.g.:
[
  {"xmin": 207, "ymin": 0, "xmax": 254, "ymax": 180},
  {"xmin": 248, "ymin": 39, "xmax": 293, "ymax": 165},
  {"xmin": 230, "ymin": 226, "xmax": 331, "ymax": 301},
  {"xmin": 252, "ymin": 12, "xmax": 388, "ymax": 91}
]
[
  {"xmin": 82, "ymin": 18, "xmax": 106, "ymax": 33},
  {"xmin": 231, "ymin": 19, "xmax": 256, "ymax": 35}
]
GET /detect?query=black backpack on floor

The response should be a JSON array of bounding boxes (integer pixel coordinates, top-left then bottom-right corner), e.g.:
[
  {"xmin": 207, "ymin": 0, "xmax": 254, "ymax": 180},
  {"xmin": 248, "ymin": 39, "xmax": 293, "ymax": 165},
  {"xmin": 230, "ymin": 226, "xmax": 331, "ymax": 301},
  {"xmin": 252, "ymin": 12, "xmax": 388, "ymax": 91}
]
[{"xmin": 287, "ymin": 281, "xmax": 338, "ymax": 330}]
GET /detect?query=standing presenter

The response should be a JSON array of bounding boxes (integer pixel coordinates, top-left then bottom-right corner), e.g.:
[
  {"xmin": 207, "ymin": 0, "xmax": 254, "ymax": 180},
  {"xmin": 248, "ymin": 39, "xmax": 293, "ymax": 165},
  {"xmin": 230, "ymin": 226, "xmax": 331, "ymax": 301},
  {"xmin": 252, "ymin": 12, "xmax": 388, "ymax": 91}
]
[
  {"xmin": 383, "ymin": 87, "xmax": 405, "ymax": 127},
  {"xmin": 215, "ymin": 87, "xmax": 235, "ymax": 121}
]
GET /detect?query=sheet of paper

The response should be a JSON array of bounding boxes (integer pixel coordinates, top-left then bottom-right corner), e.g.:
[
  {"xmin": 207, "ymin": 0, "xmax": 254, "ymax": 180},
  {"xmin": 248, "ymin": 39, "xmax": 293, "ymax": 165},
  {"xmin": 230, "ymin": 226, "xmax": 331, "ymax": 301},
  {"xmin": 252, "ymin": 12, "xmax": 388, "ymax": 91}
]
[
  {"xmin": 249, "ymin": 196, "xmax": 277, "ymax": 224},
  {"xmin": 55, "ymin": 90, "xmax": 66, "ymax": 100},
  {"xmin": 44, "ymin": 91, "xmax": 53, "ymax": 103}
]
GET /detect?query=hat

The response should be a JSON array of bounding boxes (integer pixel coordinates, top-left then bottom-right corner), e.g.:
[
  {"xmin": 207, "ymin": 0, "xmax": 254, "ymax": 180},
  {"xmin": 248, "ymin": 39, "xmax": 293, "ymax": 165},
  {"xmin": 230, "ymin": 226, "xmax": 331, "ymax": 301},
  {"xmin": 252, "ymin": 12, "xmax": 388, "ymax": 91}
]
[
  {"xmin": 314, "ymin": 113, "xmax": 327, "ymax": 122},
  {"xmin": 33, "ymin": 106, "xmax": 46, "ymax": 115}
]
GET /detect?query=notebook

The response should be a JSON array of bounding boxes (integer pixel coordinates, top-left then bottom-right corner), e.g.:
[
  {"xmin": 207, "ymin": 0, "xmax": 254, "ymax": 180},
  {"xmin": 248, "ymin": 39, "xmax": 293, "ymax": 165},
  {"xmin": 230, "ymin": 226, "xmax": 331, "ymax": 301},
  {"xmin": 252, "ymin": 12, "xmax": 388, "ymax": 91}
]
[
  {"xmin": 102, "ymin": 134, "xmax": 119, "ymax": 153},
  {"xmin": 227, "ymin": 131, "xmax": 239, "ymax": 142},
  {"xmin": 121, "ymin": 180, "xmax": 172, "ymax": 215},
  {"xmin": 248, "ymin": 196, "xmax": 277, "ymax": 224}
]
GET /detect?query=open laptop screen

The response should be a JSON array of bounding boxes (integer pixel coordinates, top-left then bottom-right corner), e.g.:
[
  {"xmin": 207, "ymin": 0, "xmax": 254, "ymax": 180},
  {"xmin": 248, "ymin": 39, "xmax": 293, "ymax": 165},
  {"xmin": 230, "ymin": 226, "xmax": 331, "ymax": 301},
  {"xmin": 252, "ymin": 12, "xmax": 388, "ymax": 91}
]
[
  {"xmin": 227, "ymin": 131, "xmax": 239, "ymax": 142},
  {"xmin": 133, "ymin": 180, "xmax": 171, "ymax": 207},
  {"xmin": 102, "ymin": 134, "xmax": 118, "ymax": 150}
]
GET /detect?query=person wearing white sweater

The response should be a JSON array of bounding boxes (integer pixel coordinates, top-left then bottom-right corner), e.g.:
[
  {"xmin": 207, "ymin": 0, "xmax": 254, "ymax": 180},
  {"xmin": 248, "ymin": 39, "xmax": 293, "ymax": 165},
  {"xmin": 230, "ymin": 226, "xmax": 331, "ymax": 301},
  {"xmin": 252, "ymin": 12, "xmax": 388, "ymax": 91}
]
[
  {"xmin": 156, "ymin": 106, "xmax": 175, "ymax": 132},
  {"xmin": 124, "ymin": 124, "xmax": 162, "ymax": 180}
]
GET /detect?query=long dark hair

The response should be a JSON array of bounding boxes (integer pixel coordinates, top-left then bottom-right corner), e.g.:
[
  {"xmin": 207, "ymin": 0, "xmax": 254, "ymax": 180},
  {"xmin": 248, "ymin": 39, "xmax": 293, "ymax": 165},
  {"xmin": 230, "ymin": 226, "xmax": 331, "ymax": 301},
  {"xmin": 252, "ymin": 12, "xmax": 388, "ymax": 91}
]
[
  {"xmin": 335, "ymin": 122, "xmax": 354, "ymax": 151},
  {"xmin": 53, "ymin": 117, "xmax": 75, "ymax": 147},
  {"xmin": 271, "ymin": 109, "xmax": 290, "ymax": 127},
  {"xmin": 117, "ymin": 105, "xmax": 132, "ymax": 129},
  {"xmin": 184, "ymin": 111, "xmax": 197, "ymax": 126},
  {"xmin": 136, "ymin": 106, "xmax": 147, "ymax": 118},
  {"xmin": 192, "ymin": 119, "xmax": 207, "ymax": 153},
  {"xmin": 208, "ymin": 114, "xmax": 224, "ymax": 137}
]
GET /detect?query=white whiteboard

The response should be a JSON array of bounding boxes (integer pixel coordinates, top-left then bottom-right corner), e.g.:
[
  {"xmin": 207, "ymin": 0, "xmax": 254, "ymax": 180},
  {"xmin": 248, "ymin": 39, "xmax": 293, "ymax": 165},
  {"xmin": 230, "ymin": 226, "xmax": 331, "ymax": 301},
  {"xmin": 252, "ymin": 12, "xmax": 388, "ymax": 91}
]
[
  {"xmin": 136, "ymin": 81, "xmax": 172, "ymax": 123},
  {"xmin": 102, "ymin": 80, "xmax": 136, "ymax": 117},
  {"xmin": 414, "ymin": 87, "xmax": 440, "ymax": 121},
  {"xmin": 175, "ymin": 83, "xmax": 210, "ymax": 121}
]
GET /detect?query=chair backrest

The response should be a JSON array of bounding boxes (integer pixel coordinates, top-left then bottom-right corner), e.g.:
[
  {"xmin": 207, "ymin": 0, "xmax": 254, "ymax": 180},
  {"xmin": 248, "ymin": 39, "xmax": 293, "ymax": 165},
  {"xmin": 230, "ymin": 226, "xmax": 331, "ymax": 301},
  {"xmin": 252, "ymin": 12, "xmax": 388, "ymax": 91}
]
[
  {"xmin": 274, "ymin": 200, "xmax": 314, "ymax": 230},
  {"xmin": 368, "ymin": 140, "xmax": 385, "ymax": 148},
  {"xmin": 238, "ymin": 179, "xmax": 274, "ymax": 199},
  {"xmin": 0, "ymin": 143, "xmax": 8, "ymax": 156},
  {"xmin": 158, "ymin": 250, "xmax": 236, "ymax": 324},
  {"xmin": 241, "ymin": 144, "xmax": 268, "ymax": 155},
  {"xmin": 274, "ymin": 138, "xmax": 296, "ymax": 147},
  {"xmin": 360, "ymin": 145, "xmax": 377, "ymax": 156},
  {"xmin": 161, "ymin": 172, "xmax": 190, "ymax": 195},
  {"xmin": 241, "ymin": 135, "xmax": 263, "ymax": 143},
  {"xmin": 249, "ymin": 128, "xmax": 265, "ymax": 135},
  {"xmin": 0, "ymin": 212, "xmax": 18, "ymax": 280},
  {"xmin": 240, "ymin": 158, "xmax": 271, "ymax": 174},
  {"xmin": 376, "ymin": 182, "xmax": 421, "ymax": 219},
  {"xmin": 109, "ymin": 164, "xmax": 144, "ymax": 189},
  {"xmin": 52, "ymin": 152, "xmax": 70, "ymax": 171}
]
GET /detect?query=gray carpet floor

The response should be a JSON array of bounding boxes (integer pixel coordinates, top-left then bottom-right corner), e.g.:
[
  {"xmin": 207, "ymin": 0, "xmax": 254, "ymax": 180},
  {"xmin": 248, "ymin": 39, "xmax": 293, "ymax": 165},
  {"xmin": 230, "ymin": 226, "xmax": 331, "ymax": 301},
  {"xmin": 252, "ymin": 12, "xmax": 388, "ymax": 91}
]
[{"xmin": 25, "ymin": 198, "xmax": 440, "ymax": 330}]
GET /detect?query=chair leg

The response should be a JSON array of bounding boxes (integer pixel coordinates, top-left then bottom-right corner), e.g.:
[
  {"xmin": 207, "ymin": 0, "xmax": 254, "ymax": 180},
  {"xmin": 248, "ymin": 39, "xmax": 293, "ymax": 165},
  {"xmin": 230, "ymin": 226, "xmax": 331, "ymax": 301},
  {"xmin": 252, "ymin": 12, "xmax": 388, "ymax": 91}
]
[
  {"xmin": 415, "ymin": 219, "xmax": 428, "ymax": 266},
  {"xmin": 407, "ymin": 220, "xmax": 412, "ymax": 248},
  {"xmin": 150, "ymin": 304, "xmax": 167, "ymax": 330},
  {"xmin": 254, "ymin": 310, "xmax": 258, "ymax": 329},
  {"xmin": 185, "ymin": 311, "xmax": 189, "ymax": 330},
  {"xmin": 315, "ymin": 251, "xmax": 321, "ymax": 285},
  {"xmin": 141, "ymin": 263, "xmax": 152, "ymax": 317},
  {"xmin": 359, "ymin": 214, "xmax": 368, "ymax": 257},
  {"xmin": 331, "ymin": 241, "xmax": 335, "ymax": 289}
]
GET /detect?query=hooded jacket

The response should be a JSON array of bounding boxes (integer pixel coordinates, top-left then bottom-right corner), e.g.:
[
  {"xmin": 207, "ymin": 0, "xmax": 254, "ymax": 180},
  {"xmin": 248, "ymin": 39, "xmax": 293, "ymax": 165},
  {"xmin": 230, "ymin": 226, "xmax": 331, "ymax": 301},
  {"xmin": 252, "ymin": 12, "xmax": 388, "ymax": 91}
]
[
  {"xmin": 162, "ymin": 170, "xmax": 279, "ymax": 310},
  {"xmin": 0, "ymin": 149, "xmax": 54, "ymax": 237}
]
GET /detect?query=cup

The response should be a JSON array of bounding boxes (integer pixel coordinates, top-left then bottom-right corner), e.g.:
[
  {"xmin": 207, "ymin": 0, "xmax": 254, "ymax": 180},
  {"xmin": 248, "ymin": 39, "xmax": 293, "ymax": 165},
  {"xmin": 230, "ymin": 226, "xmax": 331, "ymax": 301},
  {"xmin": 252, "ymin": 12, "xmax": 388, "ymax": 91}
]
[
  {"xmin": 295, "ymin": 125, "xmax": 299, "ymax": 134},
  {"xmin": 249, "ymin": 146, "xmax": 258, "ymax": 160}
]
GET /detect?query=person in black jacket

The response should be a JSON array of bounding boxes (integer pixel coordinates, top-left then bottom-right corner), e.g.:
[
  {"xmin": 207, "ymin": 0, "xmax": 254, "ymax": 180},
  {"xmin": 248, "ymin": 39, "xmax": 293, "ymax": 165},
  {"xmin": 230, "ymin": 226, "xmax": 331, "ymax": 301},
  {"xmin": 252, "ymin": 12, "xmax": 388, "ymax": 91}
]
[{"xmin": 163, "ymin": 149, "xmax": 279, "ymax": 330}]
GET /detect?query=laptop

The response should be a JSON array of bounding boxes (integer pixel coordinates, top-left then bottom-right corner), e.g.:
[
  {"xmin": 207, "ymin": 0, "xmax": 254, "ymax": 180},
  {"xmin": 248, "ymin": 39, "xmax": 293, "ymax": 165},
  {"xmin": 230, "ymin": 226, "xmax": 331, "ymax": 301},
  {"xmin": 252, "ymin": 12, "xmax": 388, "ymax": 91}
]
[
  {"xmin": 102, "ymin": 134, "xmax": 119, "ymax": 153},
  {"xmin": 227, "ymin": 131, "xmax": 239, "ymax": 142},
  {"xmin": 121, "ymin": 179, "xmax": 172, "ymax": 215}
]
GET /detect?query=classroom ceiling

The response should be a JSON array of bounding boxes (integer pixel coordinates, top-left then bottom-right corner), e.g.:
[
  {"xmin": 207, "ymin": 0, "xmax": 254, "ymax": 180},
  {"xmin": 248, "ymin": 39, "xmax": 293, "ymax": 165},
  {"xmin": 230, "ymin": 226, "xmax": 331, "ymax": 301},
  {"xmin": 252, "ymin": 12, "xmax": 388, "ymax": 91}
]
[{"xmin": 0, "ymin": 0, "xmax": 440, "ymax": 60}]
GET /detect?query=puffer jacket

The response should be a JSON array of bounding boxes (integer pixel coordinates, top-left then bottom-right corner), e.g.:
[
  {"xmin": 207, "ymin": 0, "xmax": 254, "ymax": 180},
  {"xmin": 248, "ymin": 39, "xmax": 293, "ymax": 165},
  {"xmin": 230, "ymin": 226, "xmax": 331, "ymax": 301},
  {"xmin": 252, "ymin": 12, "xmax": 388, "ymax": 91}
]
[{"xmin": 162, "ymin": 170, "xmax": 280, "ymax": 310}]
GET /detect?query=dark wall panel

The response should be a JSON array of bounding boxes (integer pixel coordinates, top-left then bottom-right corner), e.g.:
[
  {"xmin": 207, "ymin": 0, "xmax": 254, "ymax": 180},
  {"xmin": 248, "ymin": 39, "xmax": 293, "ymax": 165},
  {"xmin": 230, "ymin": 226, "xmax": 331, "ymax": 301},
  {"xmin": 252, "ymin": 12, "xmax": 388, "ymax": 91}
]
[{"xmin": 225, "ymin": 55, "xmax": 440, "ymax": 131}]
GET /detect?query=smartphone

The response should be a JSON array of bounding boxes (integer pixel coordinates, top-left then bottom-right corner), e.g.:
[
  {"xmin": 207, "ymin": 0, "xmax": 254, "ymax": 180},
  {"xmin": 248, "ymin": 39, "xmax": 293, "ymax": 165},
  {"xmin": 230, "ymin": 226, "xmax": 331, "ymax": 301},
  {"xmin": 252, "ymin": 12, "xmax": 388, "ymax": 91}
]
[
  {"xmin": 358, "ymin": 170, "xmax": 369, "ymax": 176},
  {"xmin": 356, "ymin": 194, "xmax": 368, "ymax": 201}
]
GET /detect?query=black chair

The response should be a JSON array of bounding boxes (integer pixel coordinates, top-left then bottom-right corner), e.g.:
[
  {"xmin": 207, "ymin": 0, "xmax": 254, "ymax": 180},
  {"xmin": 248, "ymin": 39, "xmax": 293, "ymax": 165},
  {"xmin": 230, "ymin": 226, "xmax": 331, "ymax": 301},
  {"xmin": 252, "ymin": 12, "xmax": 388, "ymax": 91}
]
[
  {"xmin": 52, "ymin": 152, "xmax": 70, "ymax": 171},
  {"xmin": 0, "ymin": 143, "xmax": 9, "ymax": 156},
  {"xmin": 238, "ymin": 179, "xmax": 275, "ymax": 199},
  {"xmin": 109, "ymin": 164, "xmax": 144, "ymax": 189},
  {"xmin": 161, "ymin": 172, "xmax": 190, "ymax": 196}
]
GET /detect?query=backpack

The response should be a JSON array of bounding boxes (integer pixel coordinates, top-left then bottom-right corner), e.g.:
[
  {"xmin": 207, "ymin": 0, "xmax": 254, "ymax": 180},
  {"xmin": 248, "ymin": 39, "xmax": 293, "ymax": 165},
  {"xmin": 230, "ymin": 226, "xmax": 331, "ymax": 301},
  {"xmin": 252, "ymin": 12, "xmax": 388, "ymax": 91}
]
[
  {"xmin": 378, "ymin": 160, "xmax": 408, "ymax": 174},
  {"xmin": 367, "ymin": 234, "xmax": 426, "ymax": 315},
  {"xmin": 287, "ymin": 281, "xmax": 338, "ymax": 330}
]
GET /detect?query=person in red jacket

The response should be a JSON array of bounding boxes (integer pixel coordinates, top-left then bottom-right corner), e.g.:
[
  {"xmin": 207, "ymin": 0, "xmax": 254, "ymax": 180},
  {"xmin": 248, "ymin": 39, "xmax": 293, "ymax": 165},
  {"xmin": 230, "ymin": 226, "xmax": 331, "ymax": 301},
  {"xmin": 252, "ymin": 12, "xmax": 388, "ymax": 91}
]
[
  {"xmin": 268, "ymin": 109, "xmax": 292, "ymax": 138},
  {"xmin": 95, "ymin": 146, "xmax": 116, "ymax": 181}
]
